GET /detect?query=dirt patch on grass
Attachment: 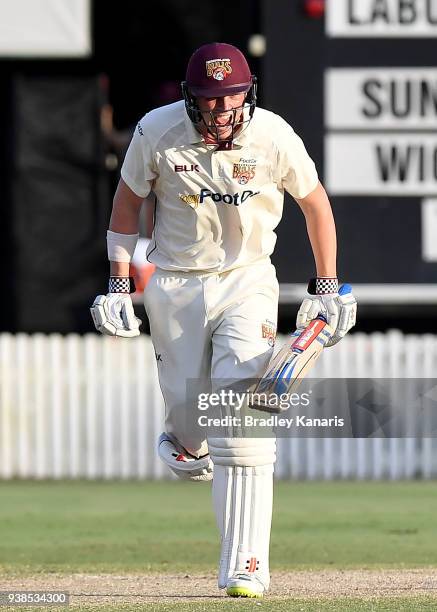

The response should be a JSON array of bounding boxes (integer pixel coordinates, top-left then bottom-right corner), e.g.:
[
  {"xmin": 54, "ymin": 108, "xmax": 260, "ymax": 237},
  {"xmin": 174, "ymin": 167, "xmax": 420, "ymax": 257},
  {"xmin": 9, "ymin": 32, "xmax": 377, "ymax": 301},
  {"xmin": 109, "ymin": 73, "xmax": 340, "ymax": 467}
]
[{"xmin": 0, "ymin": 570, "xmax": 436, "ymax": 605}]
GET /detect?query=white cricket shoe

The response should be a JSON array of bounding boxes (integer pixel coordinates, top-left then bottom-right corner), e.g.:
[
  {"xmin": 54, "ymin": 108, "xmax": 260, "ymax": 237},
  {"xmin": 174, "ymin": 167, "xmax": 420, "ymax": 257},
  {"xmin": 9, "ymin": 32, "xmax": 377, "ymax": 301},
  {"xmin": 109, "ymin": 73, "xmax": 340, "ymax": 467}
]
[{"xmin": 226, "ymin": 573, "xmax": 265, "ymax": 598}]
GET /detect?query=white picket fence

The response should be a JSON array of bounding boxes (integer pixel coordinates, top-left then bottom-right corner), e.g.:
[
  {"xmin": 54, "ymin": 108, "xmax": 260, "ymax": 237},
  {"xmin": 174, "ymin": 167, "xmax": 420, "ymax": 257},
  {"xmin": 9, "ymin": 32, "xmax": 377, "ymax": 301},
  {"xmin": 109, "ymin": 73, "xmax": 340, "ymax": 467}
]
[{"xmin": 0, "ymin": 331, "xmax": 436, "ymax": 480}]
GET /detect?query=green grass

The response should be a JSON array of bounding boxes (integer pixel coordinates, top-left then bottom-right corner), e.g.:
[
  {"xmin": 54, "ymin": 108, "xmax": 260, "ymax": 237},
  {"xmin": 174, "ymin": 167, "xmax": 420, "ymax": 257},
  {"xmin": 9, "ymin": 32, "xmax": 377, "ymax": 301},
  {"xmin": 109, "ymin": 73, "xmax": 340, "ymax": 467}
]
[{"xmin": 0, "ymin": 480, "xmax": 437, "ymax": 574}]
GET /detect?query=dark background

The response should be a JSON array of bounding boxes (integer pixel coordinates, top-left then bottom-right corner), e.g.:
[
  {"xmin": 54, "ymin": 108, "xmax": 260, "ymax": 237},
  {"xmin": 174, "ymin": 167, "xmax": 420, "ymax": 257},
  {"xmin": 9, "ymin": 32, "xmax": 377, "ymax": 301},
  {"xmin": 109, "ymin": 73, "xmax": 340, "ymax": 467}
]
[
  {"xmin": 0, "ymin": 0, "xmax": 435, "ymax": 333},
  {"xmin": 262, "ymin": 0, "xmax": 437, "ymax": 332},
  {"xmin": 264, "ymin": 0, "xmax": 437, "ymax": 285}
]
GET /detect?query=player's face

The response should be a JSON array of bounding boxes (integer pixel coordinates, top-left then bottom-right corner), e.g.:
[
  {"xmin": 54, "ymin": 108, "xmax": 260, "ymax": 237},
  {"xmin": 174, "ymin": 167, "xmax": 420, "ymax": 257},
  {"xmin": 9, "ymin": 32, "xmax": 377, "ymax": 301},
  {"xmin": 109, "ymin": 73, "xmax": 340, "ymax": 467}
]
[{"xmin": 196, "ymin": 93, "xmax": 246, "ymax": 140}]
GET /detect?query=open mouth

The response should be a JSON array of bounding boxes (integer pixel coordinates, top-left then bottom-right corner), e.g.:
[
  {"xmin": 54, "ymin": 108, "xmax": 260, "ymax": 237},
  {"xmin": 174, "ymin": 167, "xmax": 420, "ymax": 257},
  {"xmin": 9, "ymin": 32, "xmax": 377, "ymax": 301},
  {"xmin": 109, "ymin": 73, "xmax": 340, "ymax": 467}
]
[{"xmin": 211, "ymin": 114, "xmax": 233, "ymax": 126}]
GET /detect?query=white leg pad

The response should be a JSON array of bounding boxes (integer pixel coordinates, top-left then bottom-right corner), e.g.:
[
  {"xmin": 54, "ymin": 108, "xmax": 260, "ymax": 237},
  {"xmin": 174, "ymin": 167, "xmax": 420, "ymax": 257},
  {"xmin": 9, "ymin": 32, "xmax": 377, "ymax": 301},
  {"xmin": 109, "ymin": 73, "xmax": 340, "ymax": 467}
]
[
  {"xmin": 208, "ymin": 437, "xmax": 276, "ymax": 467},
  {"xmin": 213, "ymin": 464, "xmax": 274, "ymax": 589},
  {"xmin": 210, "ymin": 438, "xmax": 275, "ymax": 590}
]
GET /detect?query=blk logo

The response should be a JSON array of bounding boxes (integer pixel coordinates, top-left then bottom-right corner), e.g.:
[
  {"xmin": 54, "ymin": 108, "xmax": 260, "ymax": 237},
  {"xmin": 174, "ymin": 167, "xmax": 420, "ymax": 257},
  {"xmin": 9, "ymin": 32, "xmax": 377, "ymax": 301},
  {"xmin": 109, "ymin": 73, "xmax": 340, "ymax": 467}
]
[{"xmin": 174, "ymin": 164, "xmax": 200, "ymax": 173}]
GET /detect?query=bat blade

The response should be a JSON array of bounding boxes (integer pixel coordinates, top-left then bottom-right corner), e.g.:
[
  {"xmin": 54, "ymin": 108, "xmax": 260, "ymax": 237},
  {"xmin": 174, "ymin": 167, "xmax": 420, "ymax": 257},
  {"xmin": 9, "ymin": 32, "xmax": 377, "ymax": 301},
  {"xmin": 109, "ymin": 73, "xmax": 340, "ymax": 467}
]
[{"xmin": 250, "ymin": 317, "xmax": 333, "ymax": 413}]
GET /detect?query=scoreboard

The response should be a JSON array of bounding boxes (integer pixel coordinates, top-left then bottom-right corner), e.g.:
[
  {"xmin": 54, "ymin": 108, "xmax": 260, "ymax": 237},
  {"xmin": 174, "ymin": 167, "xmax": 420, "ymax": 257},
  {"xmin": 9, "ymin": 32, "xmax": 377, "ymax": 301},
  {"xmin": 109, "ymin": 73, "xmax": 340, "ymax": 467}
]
[{"xmin": 263, "ymin": 0, "xmax": 437, "ymax": 302}]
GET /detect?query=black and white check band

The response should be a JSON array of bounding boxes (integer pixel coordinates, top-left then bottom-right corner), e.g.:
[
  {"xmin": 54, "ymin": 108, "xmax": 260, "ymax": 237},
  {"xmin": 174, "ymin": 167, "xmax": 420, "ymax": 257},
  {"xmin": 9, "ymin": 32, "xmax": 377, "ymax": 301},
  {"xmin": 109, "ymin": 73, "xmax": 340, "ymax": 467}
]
[
  {"xmin": 108, "ymin": 276, "xmax": 136, "ymax": 294},
  {"xmin": 308, "ymin": 277, "xmax": 339, "ymax": 295}
]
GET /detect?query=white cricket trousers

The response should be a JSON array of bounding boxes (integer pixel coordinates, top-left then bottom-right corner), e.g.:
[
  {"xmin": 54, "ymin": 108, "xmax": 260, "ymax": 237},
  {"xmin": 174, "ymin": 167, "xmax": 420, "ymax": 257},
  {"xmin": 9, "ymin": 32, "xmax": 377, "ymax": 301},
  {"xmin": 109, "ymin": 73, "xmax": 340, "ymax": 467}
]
[
  {"xmin": 144, "ymin": 260, "xmax": 279, "ymax": 590},
  {"xmin": 143, "ymin": 260, "xmax": 279, "ymax": 455}
]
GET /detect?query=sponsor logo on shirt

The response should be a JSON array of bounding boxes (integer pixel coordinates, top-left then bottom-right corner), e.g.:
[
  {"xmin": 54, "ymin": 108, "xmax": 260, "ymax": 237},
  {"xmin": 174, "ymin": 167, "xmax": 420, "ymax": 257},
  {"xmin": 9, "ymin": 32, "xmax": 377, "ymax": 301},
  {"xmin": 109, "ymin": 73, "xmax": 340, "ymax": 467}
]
[
  {"xmin": 233, "ymin": 158, "xmax": 256, "ymax": 185},
  {"xmin": 179, "ymin": 187, "xmax": 259, "ymax": 208},
  {"xmin": 206, "ymin": 58, "xmax": 232, "ymax": 81},
  {"xmin": 174, "ymin": 164, "xmax": 200, "ymax": 173},
  {"xmin": 137, "ymin": 122, "xmax": 143, "ymax": 136},
  {"xmin": 262, "ymin": 320, "xmax": 276, "ymax": 347},
  {"xmin": 179, "ymin": 193, "xmax": 201, "ymax": 209}
]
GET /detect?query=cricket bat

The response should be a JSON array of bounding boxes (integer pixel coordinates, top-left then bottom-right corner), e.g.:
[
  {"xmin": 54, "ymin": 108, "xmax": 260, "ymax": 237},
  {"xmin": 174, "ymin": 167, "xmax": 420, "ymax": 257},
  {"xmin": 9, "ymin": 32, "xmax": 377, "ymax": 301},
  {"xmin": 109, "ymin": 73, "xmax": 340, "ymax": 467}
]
[{"xmin": 249, "ymin": 315, "xmax": 334, "ymax": 413}]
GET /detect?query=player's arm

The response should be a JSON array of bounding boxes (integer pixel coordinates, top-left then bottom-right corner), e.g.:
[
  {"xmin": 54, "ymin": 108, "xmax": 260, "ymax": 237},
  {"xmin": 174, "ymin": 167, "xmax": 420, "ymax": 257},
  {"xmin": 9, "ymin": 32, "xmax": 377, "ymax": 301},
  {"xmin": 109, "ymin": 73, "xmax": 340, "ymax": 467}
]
[
  {"xmin": 91, "ymin": 114, "xmax": 156, "ymax": 337},
  {"xmin": 277, "ymin": 121, "xmax": 337, "ymax": 282},
  {"xmin": 294, "ymin": 181, "xmax": 357, "ymax": 346},
  {"xmin": 295, "ymin": 181, "xmax": 337, "ymax": 278},
  {"xmin": 90, "ymin": 178, "xmax": 144, "ymax": 337},
  {"xmin": 109, "ymin": 178, "xmax": 145, "ymax": 277}
]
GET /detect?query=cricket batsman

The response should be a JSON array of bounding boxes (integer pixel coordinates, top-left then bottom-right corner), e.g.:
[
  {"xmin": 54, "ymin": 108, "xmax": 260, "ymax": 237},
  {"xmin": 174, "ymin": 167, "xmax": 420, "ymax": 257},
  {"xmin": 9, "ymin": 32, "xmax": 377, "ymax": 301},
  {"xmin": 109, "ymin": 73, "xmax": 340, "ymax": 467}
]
[{"xmin": 91, "ymin": 42, "xmax": 357, "ymax": 598}]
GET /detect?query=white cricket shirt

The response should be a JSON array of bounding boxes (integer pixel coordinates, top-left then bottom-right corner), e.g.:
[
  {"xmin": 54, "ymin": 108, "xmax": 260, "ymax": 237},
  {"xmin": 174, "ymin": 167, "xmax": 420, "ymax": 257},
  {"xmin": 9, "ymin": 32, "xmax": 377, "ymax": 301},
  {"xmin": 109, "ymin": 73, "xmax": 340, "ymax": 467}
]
[{"xmin": 121, "ymin": 100, "xmax": 318, "ymax": 272}]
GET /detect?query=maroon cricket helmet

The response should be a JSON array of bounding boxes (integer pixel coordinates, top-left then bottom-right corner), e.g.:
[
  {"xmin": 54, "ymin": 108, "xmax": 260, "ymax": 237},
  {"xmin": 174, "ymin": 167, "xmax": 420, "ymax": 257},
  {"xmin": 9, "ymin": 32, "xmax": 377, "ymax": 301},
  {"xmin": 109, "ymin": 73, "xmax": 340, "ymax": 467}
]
[
  {"xmin": 181, "ymin": 42, "xmax": 257, "ymax": 142},
  {"xmin": 185, "ymin": 42, "xmax": 253, "ymax": 97}
]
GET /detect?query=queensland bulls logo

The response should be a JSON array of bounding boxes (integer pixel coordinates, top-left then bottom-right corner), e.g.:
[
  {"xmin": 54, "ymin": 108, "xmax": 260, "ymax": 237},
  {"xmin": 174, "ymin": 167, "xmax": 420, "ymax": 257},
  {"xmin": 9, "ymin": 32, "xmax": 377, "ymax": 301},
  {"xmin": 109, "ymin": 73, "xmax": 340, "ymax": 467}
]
[
  {"xmin": 262, "ymin": 320, "xmax": 276, "ymax": 348},
  {"xmin": 205, "ymin": 58, "xmax": 232, "ymax": 81},
  {"xmin": 233, "ymin": 158, "xmax": 256, "ymax": 185}
]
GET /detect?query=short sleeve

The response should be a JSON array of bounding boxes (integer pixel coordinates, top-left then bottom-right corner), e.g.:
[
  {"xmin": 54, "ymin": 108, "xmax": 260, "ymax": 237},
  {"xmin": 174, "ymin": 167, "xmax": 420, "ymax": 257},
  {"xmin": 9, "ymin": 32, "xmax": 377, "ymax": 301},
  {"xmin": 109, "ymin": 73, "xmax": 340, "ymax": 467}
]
[
  {"xmin": 275, "ymin": 117, "xmax": 318, "ymax": 199},
  {"xmin": 121, "ymin": 120, "xmax": 157, "ymax": 198}
]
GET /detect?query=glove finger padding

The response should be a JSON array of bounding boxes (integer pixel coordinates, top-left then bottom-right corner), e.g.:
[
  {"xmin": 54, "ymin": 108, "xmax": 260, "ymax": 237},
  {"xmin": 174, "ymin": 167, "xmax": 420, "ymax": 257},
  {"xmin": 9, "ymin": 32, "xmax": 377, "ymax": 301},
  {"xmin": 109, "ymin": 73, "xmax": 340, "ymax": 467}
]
[
  {"xmin": 296, "ymin": 298, "xmax": 321, "ymax": 328},
  {"xmin": 325, "ymin": 293, "xmax": 357, "ymax": 347},
  {"xmin": 320, "ymin": 294, "xmax": 340, "ymax": 332},
  {"xmin": 90, "ymin": 295, "xmax": 109, "ymax": 331},
  {"xmin": 120, "ymin": 297, "xmax": 140, "ymax": 331},
  {"xmin": 90, "ymin": 294, "xmax": 141, "ymax": 337},
  {"xmin": 296, "ymin": 290, "xmax": 357, "ymax": 347}
]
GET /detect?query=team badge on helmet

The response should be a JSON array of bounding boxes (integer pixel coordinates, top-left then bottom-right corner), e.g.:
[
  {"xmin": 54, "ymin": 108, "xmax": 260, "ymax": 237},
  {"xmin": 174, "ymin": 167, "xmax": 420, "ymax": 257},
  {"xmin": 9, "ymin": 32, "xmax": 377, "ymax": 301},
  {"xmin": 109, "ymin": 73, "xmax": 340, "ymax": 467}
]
[
  {"xmin": 233, "ymin": 158, "xmax": 256, "ymax": 185},
  {"xmin": 206, "ymin": 58, "xmax": 232, "ymax": 81}
]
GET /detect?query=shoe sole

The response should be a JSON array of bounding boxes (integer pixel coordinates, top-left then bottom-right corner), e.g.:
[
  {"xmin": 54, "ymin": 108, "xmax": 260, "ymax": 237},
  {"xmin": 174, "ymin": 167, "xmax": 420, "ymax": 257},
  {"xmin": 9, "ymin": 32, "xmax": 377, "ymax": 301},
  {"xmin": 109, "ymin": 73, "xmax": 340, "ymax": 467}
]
[{"xmin": 226, "ymin": 586, "xmax": 263, "ymax": 598}]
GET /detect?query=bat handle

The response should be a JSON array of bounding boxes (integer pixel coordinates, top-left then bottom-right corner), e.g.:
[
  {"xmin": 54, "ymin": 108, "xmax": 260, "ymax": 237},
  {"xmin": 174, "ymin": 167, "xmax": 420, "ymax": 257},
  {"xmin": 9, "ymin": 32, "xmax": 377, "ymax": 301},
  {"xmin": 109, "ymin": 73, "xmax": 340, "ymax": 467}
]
[{"xmin": 339, "ymin": 283, "xmax": 352, "ymax": 296}]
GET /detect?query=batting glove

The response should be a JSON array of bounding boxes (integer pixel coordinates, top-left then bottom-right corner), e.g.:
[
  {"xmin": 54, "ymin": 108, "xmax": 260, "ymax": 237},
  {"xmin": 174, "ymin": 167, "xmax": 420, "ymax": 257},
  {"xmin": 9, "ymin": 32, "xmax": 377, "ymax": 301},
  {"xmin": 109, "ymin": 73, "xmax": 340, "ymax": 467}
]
[
  {"xmin": 90, "ymin": 276, "xmax": 142, "ymax": 338},
  {"xmin": 296, "ymin": 278, "xmax": 357, "ymax": 347}
]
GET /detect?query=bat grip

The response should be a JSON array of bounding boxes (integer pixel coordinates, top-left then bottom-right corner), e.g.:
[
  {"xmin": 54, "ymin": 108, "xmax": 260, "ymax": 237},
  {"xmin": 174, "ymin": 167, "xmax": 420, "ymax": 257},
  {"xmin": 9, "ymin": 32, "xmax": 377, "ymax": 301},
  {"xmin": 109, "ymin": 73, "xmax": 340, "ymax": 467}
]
[{"xmin": 339, "ymin": 283, "xmax": 352, "ymax": 296}]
